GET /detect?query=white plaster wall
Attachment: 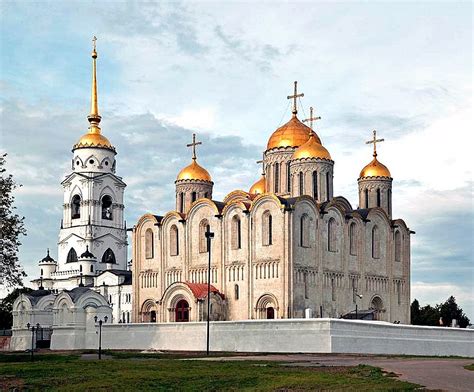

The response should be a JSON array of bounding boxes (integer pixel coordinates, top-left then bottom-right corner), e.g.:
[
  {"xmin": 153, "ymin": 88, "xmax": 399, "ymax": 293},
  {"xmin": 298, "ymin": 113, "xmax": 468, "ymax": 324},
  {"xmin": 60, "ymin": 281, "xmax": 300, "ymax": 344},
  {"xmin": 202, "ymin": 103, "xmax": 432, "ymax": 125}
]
[{"xmin": 49, "ymin": 319, "xmax": 474, "ymax": 357}]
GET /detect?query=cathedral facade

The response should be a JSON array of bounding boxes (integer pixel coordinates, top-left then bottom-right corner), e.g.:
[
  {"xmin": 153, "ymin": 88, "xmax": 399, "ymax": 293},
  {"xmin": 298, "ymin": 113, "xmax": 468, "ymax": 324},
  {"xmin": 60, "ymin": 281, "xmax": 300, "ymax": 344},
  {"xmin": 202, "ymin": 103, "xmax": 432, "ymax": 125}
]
[{"xmin": 132, "ymin": 84, "xmax": 412, "ymax": 324}]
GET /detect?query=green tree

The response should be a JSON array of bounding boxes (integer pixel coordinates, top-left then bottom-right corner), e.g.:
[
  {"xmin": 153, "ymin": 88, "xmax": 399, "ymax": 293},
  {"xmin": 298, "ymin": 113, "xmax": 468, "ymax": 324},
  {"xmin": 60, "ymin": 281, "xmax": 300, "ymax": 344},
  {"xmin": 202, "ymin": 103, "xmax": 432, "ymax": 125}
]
[
  {"xmin": 0, "ymin": 287, "xmax": 32, "ymax": 329},
  {"xmin": 438, "ymin": 296, "xmax": 470, "ymax": 328},
  {"xmin": 410, "ymin": 298, "xmax": 421, "ymax": 324},
  {"xmin": 0, "ymin": 153, "xmax": 27, "ymax": 287}
]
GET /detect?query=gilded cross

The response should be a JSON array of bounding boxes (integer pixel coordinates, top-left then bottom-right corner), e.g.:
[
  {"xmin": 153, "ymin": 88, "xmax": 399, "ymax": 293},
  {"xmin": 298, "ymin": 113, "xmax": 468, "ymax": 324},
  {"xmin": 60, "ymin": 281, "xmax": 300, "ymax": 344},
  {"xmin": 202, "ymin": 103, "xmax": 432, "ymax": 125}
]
[
  {"xmin": 92, "ymin": 36, "xmax": 97, "ymax": 51},
  {"xmin": 187, "ymin": 133, "xmax": 202, "ymax": 160},
  {"xmin": 287, "ymin": 81, "xmax": 304, "ymax": 115},
  {"xmin": 302, "ymin": 106, "xmax": 321, "ymax": 131},
  {"xmin": 366, "ymin": 130, "xmax": 384, "ymax": 157}
]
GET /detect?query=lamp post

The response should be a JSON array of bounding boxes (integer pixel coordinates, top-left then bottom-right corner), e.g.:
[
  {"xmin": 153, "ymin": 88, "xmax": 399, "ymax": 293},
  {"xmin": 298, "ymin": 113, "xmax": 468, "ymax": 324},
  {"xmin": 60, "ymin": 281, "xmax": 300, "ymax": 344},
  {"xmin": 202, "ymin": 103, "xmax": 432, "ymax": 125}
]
[
  {"xmin": 26, "ymin": 323, "xmax": 40, "ymax": 361},
  {"xmin": 354, "ymin": 292, "xmax": 363, "ymax": 319},
  {"xmin": 94, "ymin": 315, "xmax": 108, "ymax": 359},
  {"xmin": 204, "ymin": 226, "xmax": 214, "ymax": 356}
]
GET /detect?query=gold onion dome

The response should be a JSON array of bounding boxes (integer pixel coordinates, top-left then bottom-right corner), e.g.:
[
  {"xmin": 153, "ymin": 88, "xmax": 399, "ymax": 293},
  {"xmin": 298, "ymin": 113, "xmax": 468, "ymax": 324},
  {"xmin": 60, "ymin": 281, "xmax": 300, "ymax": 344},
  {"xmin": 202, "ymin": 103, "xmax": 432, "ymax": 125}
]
[
  {"xmin": 359, "ymin": 157, "xmax": 391, "ymax": 178},
  {"xmin": 292, "ymin": 134, "xmax": 331, "ymax": 160},
  {"xmin": 177, "ymin": 160, "xmax": 212, "ymax": 182},
  {"xmin": 267, "ymin": 115, "xmax": 321, "ymax": 150},
  {"xmin": 73, "ymin": 37, "xmax": 115, "ymax": 152},
  {"xmin": 249, "ymin": 175, "xmax": 266, "ymax": 195}
]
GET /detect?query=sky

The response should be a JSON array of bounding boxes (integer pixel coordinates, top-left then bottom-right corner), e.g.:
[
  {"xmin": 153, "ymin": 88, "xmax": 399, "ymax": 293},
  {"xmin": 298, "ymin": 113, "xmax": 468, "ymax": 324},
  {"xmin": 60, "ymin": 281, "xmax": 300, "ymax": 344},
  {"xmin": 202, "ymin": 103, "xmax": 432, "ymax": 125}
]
[{"xmin": 0, "ymin": 1, "xmax": 472, "ymax": 319}]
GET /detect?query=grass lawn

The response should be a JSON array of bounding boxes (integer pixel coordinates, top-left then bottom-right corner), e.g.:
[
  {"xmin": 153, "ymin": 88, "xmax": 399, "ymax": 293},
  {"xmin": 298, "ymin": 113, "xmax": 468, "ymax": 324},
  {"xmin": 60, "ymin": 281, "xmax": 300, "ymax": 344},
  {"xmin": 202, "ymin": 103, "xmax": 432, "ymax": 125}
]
[
  {"xmin": 465, "ymin": 364, "xmax": 474, "ymax": 371},
  {"xmin": 0, "ymin": 352, "xmax": 420, "ymax": 391}
]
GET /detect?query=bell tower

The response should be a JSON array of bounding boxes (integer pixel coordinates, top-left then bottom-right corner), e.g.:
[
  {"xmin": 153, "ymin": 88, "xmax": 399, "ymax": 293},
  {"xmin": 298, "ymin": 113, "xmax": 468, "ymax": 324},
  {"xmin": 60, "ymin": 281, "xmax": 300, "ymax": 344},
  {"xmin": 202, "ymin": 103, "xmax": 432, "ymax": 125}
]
[{"xmin": 54, "ymin": 37, "xmax": 128, "ymax": 287}]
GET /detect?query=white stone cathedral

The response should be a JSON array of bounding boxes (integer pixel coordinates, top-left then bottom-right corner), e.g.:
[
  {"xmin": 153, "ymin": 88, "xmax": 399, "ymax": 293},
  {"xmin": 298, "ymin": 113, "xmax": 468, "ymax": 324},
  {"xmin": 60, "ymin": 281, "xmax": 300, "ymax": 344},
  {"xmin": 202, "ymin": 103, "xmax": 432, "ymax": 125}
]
[
  {"xmin": 132, "ymin": 82, "xmax": 412, "ymax": 324},
  {"xmin": 31, "ymin": 41, "xmax": 132, "ymax": 323}
]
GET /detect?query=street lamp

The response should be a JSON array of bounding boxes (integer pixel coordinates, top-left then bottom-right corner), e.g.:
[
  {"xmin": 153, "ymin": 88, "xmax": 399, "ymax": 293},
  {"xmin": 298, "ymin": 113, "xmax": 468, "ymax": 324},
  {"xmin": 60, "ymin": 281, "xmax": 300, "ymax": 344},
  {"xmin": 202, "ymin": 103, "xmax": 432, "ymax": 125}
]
[
  {"xmin": 26, "ymin": 323, "xmax": 40, "ymax": 361},
  {"xmin": 204, "ymin": 226, "xmax": 214, "ymax": 356},
  {"xmin": 94, "ymin": 315, "xmax": 108, "ymax": 359},
  {"xmin": 354, "ymin": 293, "xmax": 363, "ymax": 319}
]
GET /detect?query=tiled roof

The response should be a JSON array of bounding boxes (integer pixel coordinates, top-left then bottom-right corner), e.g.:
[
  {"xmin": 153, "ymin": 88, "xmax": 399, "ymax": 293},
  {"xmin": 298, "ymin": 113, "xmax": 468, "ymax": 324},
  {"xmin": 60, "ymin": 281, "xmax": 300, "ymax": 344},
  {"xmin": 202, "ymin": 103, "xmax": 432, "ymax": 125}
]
[{"xmin": 183, "ymin": 282, "xmax": 221, "ymax": 299}]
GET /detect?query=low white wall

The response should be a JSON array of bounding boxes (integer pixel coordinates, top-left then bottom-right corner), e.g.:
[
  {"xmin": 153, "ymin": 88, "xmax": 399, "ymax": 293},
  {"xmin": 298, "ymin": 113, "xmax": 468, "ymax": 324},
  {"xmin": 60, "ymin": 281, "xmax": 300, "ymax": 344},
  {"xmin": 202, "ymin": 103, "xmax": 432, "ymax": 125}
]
[{"xmin": 69, "ymin": 319, "xmax": 474, "ymax": 357}]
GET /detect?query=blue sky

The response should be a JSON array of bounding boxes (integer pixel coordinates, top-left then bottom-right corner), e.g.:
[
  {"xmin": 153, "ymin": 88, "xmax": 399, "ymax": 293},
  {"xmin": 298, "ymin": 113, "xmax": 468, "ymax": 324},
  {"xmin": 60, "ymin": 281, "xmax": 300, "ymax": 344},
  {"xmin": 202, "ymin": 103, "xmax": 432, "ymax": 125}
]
[{"xmin": 1, "ymin": 1, "xmax": 472, "ymax": 319}]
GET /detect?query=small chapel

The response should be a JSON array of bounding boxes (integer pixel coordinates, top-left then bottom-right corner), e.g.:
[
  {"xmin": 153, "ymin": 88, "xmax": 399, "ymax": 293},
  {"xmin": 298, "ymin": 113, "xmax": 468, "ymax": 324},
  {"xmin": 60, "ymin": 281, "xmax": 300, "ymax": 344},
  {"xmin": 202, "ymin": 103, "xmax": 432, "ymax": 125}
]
[{"xmin": 132, "ymin": 82, "xmax": 412, "ymax": 324}]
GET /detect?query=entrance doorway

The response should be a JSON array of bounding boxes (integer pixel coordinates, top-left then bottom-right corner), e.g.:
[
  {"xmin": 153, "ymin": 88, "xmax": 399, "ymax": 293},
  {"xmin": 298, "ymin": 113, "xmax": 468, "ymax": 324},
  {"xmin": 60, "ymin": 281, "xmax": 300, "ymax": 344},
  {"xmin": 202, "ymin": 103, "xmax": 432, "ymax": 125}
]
[
  {"xmin": 150, "ymin": 310, "xmax": 156, "ymax": 322},
  {"xmin": 175, "ymin": 299, "xmax": 190, "ymax": 322},
  {"xmin": 266, "ymin": 307, "xmax": 275, "ymax": 319}
]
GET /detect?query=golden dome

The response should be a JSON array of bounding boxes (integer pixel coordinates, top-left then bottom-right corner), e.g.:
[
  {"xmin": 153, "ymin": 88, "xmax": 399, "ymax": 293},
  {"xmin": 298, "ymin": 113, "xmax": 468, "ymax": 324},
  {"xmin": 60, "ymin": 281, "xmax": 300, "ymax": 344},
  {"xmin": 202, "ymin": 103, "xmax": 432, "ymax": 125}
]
[
  {"xmin": 74, "ymin": 127, "xmax": 114, "ymax": 150},
  {"xmin": 177, "ymin": 159, "xmax": 212, "ymax": 182},
  {"xmin": 359, "ymin": 157, "xmax": 391, "ymax": 178},
  {"xmin": 249, "ymin": 175, "xmax": 266, "ymax": 195},
  {"xmin": 292, "ymin": 135, "xmax": 331, "ymax": 160},
  {"xmin": 267, "ymin": 115, "xmax": 321, "ymax": 150}
]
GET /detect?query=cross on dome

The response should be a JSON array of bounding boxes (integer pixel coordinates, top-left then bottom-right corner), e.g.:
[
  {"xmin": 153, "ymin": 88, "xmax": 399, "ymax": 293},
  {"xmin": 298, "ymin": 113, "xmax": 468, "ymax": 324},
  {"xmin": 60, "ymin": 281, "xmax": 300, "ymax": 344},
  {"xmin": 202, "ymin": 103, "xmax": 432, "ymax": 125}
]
[
  {"xmin": 187, "ymin": 133, "xmax": 202, "ymax": 160},
  {"xmin": 366, "ymin": 130, "xmax": 385, "ymax": 158},
  {"xmin": 287, "ymin": 81, "xmax": 304, "ymax": 115},
  {"xmin": 302, "ymin": 106, "xmax": 321, "ymax": 133}
]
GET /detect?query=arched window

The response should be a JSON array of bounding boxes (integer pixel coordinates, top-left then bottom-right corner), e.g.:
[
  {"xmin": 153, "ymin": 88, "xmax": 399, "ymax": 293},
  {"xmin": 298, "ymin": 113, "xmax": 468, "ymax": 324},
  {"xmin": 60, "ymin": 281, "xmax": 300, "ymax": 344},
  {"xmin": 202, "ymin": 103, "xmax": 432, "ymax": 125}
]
[
  {"xmin": 170, "ymin": 225, "xmax": 179, "ymax": 256},
  {"xmin": 364, "ymin": 189, "xmax": 369, "ymax": 208},
  {"xmin": 231, "ymin": 215, "xmax": 241, "ymax": 249},
  {"xmin": 90, "ymin": 265, "xmax": 94, "ymax": 273},
  {"xmin": 376, "ymin": 189, "xmax": 381, "ymax": 207},
  {"xmin": 300, "ymin": 214, "xmax": 310, "ymax": 247},
  {"xmin": 145, "ymin": 228, "xmax": 154, "ymax": 259},
  {"xmin": 372, "ymin": 226, "xmax": 380, "ymax": 259},
  {"xmin": 71, "ymin": 195, "xmax": 81, "ymax": 219},
  {"xmin": 191, "ymin": 192, "xmax": 197, "ymax": 203},
  {"xmin": 102, "ymin": 248, "xmax": 116, "ymax": 264},
  {"xmin": 234, "ymin": 284, "xmax": 239, "ymax": 300},
  {"xmin": 262, "ymin": 211, "xmax": 273, "ymax": 246},
  {"xmin": 286, "ymin": 162, "xmax": 291, "ymax": 192},
  {"xmin": 349, "ymin": 222, "xmax": 357, "ymax": 255},
  {"xmin": 298, "ymin": 172, "xmax": 304, "ymax": 195},
  {"xmin": 312, "ymin": 171, "xmax": 318, "ymax": 199},
  {"xmin": 304, "ymin": 272, "xmax": 308, "ymax": 299},
  {"xmin": 199, "ymin": 220, "xmax": 210, "ymax": 253},
  {"xmin": 101, "ymin": 195, "xmax": 113, "ymax": 220},
  {"xmin": 326, "ymin": 172, "xmax": 330, "ymax": 200},
  {"xmin": 178, "ymin": 193, "xmax": 184, "ymax": 213},
  {"xmin": 175, "ymin": 299, "xmax": 189, "ymax": 322},
  {"xmin": 79, "ymin": 264, "xmax": 83, "ymax": 272},
  {"xmin": 41, "ymin": 268, "xmax": 43, "ymax": 276},
  {"xmin": 66, "ymin": 248, "xmax": 78, "ymax": 263},
  {"xmin": 328, "ymin": 218, "xmax": 337, "ymax": 252},
  {"xmin": 395, "ymin": 231, "xmax": 402, "ymax": 262},
  {"xmin": 274, "ymin": 163, "xmax": 280, "ymax": 193}
]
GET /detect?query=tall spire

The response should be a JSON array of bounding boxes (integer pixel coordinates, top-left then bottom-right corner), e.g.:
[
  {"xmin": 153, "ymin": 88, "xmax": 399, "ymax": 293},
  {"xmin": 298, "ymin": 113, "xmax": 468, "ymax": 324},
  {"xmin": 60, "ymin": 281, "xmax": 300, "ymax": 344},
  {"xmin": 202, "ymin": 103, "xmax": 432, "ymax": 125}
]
[{"xmin": 88, "ymin": 36, "xmax": 101, "ymax": 133}]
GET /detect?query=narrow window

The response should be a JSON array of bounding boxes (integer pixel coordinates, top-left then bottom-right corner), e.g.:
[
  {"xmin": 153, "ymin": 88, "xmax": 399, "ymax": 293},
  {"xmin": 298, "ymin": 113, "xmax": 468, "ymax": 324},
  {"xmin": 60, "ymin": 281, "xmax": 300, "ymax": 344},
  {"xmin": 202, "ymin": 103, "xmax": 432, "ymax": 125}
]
[
  {"xmin": 395, "ymin": 231, "xmax": 402, "ymax": 262},
  {"xmin": 397, "ymin": 281, "xmax": 401, "ymax": 305},
  {"xmin": 145, "ymin": 228, "xmax": 154, "ymax": 259},
  {"xmin": 102, "ymin": 248, "xmax": 116, "ymax": 264},
  {"xmin": 299, "ymin": 172, "xmax": 304, "ymax": 195},
  {"xmin": 262, "ymin": 211, "xmax": 273, "ymax": 246},
  {"xmin": 71, "ymin": 195, "xmax": 81, "ymax": 219},
  {"xmin": 66, "ymin": 248, "xmax": 78, "ymax": 263},
  {"xmin": 234, "ymin": 284, "xmax": 239, "ymax": 300},
  {"xmin": 312, "ymin": 171, "xmax": 318, "ymax": 199},
  {"xmin": 199, "ymin": 220, "xmax": 209, "ymax": 253},
  {"xmin": 349, "ymin": 222, "xmax": 357, "ymax": 256},
  {"xmin": 388, "ymin": 189, "xmax": 391, "ymax": 213},
  {"xmin": 304, "ymin": 272, "xmax": 308, "ymax": 299},
  {"xmin": 331, "ymin": 278, "xmax": 335, "ymax": 301},
  {"xmin": 179, "ymin": 193, "xmax": 184, "ymax": 213},
  {"xmin": 376, "ymin": 189, "xmax": 381, "ymax": 207},
  {"xmin": 170, "ymin": 225, "xmax": 179, "ymax": 256},
  {"xmin": 364, "ymin": 189, "xmax": 369, "ymax": 208},
  {"xmin": 326, "ymin": 172, "xmax": 330, "ymax": 200},
  {"xmin": 41, "ymin": 268, "xmax": 43, "ymax": 276},
  {"xmin": 191, "ymin": 192, "xmax": 197, "ymax": 203},
  {"xmin": 79, "ymin": 264, "xmax": 83, "ymax": 272},
  {"xmin": 328, "ymin": 218, "xmax": 337, "ymax": 252},
  {"xmin": 231, "ymin": 215, "xmax": 241, "ymax": 249},
  {"xmin": 286, "ymin": 162, "xmax": 291, "ymax": 192},
  {"xmin": 101, "ymin": 195, "xmax": 113, "ymax": 220},
  {"xmin": 372, "ymin": 226, "xmax": 380, "ymax": 259},
  {"xmin": 300, "ymin": 214, "xmax": 310, "ymax": 247},
  {"xmin": 90, "ymin": 265, "xmax": 94, "ymax": 273},
  {"xmin": 274, "ymin": 163, "xmax": 280, "ymax": 193}
]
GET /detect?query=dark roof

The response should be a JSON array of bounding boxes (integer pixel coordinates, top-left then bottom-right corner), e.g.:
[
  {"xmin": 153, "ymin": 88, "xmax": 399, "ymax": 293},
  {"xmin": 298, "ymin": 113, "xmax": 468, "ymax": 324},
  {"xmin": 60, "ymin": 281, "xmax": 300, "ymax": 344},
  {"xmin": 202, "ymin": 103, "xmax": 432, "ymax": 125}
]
[
  {"xmin": 153, "ymin": 215, "xmax": 164, "ymax": 223},
  {"xmin": 65, "ymin": 286, "xmax": 93, "ymax": 302},
  {"xmin": 25, "ymin": 289, "xmax": 53, "ymax": 305},
  {"xmin": 352, "ymin": 209, "xmax": 371, "ymax": 221},
  {"xmin": 39, "ymin": 249, "xmax": 56, "ymax": 264},
  {"xmin": 211, "ymin": 200, "xmax": 227, "ymax": 214},
  {"xmin": 80, "ymin": 245, "xmax": 96, "ymax": 259}
]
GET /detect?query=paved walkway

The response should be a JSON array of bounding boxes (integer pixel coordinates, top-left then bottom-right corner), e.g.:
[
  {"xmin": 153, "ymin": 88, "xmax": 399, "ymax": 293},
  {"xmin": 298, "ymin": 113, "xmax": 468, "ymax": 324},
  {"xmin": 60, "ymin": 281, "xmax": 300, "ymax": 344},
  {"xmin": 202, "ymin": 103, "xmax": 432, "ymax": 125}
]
[{"xmin": 196, "ymin": 354, "xmax": 474, "ymax": 391}]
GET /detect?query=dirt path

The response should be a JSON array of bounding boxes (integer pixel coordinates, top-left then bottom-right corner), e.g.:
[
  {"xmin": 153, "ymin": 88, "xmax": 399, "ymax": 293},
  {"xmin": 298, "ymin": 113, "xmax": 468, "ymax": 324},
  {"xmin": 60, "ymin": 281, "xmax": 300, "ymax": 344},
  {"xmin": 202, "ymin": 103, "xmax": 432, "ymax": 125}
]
[{"xmin": 196, "ymin": 354, "xmax": 474, "ymax": 391}]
